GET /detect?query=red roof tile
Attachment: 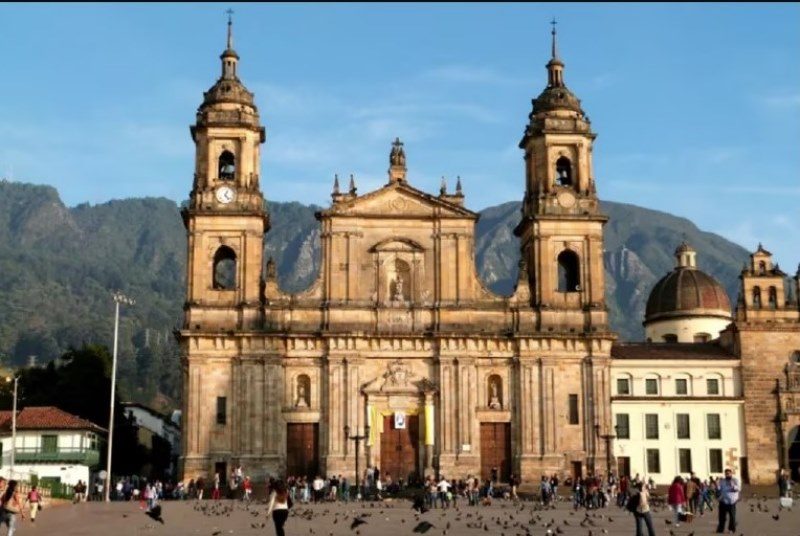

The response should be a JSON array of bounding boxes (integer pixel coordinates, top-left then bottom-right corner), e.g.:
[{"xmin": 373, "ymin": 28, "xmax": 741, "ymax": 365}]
[
  {"xmin": 611, "ymin": 342, "xmax": 736, "ymax": 360},
  {"xmin": 0, "ymin": 407, "xmax": 105, "ymax": 433}
]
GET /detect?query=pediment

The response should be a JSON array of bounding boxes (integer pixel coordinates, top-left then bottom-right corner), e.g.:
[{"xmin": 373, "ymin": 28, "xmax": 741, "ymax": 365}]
[
  {"xmin": 369, "ymin": 237, "xmax": 424, "ymax": 253},
  {"xmin": 321, "ymin": 183, "xmax": 477, "ymax": 219}
]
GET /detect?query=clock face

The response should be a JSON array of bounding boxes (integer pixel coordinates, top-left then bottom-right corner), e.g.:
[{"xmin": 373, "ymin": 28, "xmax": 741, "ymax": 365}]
[{"xmin": 215, "ymin": 186, "xmax": 236, "ymax": 204}]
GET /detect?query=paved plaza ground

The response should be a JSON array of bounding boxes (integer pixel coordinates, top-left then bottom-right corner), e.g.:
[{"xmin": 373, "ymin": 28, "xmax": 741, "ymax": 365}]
[{"xmin": 21, "ymin": 495, "xmax": 800, "ymax": 536}]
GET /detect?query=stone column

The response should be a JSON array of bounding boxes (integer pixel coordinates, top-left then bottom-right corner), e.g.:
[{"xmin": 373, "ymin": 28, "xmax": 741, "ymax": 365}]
[{"xmin": 424, "ymin": 393, "xmax": 435, "ymax": 475}]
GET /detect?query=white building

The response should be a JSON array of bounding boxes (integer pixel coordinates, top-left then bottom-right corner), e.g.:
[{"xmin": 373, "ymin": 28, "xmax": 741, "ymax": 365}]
[
  {"xmin": 611, "ymin": 243, "xmax": 745, "ymax": 485},
  {"xmin": 0, "ymin": 406, "xmax": 104, "ymax": 486},
  {"xmin": 122, "ymin": 403, "xmax": 181, "ymax": 477}
]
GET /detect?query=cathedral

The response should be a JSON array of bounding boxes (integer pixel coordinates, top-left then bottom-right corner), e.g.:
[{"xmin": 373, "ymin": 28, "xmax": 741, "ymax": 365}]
[{"xmin": 179, "ymin": 20, "xmax": 800, "ymax": 486}]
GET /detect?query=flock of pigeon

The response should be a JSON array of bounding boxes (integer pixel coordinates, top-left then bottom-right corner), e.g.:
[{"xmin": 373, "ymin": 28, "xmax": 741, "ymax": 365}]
[{"xmin": 130, "ymin": 492, "xmax": 798, "ymax": 536}]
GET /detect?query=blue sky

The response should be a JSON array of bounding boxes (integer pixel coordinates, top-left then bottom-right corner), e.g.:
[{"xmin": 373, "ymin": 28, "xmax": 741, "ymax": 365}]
[{"xmin": 1, "ymin": 3, "xmax": 798, "ymax": 268}]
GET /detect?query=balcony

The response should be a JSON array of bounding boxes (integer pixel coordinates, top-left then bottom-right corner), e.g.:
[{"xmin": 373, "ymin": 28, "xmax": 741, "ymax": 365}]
[{"xmin": 14, "ymin": 447, "xmax": 100, "ymax": 466}]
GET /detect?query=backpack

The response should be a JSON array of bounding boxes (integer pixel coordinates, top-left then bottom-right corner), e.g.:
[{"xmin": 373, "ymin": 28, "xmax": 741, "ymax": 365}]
[{"xmin": 626, "ymin": 492, "xmax": 640, "ymax": 513}]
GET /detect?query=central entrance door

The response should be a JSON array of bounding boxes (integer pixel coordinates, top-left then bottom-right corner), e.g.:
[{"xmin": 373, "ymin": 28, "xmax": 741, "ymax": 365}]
[
  {"xmin": 380, "ymin": 414, "xmax": 419, "ymax": 482},
  {"xmin": 480, "ymin": 422, "xmax": 511, "ymax": 482},
  {"xmin": 286, "ymin": 423, "xmax": 319, "ymax": 478}
]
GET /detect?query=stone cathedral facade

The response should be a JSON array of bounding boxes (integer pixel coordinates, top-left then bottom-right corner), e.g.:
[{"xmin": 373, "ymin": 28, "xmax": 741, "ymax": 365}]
[{"xmin": 179, "ymin": 23, "xmax": 616, "ymax": 484}]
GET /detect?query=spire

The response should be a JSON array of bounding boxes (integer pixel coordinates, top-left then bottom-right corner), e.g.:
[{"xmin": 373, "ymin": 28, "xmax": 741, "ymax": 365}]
[
  {"xmin": 332, "ymin": 174, "xmax": 340, "ymax": 194},
  {"xmin": 455, "ymin": 175, "xmax": 463, "ymax": 196},
  {"xmin": 388, "ymin": 137, "xmax": 407, "ymax": 184},
  {"xmin": 550, "ymin": 17, "xmax": 559, "ymax": 61},
  {"xmin": 226, "ymin": 9, "xmax": 234, "ymax": 50},
  {"xmin": 546, "ymin": 18, "xmax": 565, "ymax": 88},
  {"xmin": 220, "ymin": 9, "xmax": 239, "ymax": 80},
  {"xmin": 348, "ymin": 174, "xmax": 357, "ymax": 195}
]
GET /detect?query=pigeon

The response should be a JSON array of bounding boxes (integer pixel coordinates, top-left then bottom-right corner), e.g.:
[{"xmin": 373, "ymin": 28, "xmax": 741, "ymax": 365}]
[
  {"xmin": 351, "ymin": 517, "xmax": 368, "ymax": 530},
  {"xmin": 413, "ymin": 521, "xmax": 436, "ymax": 533},
  {"xmin": 145, "ymin": 505, "xmax": 165, "ymax": 524}
]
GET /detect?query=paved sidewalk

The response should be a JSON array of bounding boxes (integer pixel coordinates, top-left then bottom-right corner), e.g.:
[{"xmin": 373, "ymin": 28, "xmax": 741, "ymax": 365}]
[{"xmin": 21, "ymin": 496, "xmax": 800, "ymax": 536}]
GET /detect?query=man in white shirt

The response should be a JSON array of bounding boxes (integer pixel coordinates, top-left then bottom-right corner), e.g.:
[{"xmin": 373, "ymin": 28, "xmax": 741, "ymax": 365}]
[
  {"xmin": 437, "ymin": 477, "xmax": 451, "ymax": 509},
  {"xmin": 312, "ymin": 475, "xmax": 325, "ymax": 503}
]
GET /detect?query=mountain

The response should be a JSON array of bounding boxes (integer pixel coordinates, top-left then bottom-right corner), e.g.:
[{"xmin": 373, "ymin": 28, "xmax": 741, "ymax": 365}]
[{"xmin": 0, "ymin": 180, "xmax": 751, "ymax": 407}]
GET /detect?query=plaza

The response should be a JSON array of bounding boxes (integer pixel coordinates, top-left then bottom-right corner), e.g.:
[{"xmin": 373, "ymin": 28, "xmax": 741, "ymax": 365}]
[{"xmin": 22, "ymin": 495, "xmax": 800, "ymax": 536}]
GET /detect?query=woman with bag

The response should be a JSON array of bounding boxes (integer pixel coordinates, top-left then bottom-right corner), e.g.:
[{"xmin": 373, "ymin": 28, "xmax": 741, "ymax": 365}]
[
  {"xmin": 266, "ymin": 480, "xmax": 290, "ymax": 536},
  {"xmin": 667, "ymin": 476, "xmax": 687, "ymax": 526},
  {"xmin": 1, "ymin": 480, "xmax": 26, "ymax": 536}
]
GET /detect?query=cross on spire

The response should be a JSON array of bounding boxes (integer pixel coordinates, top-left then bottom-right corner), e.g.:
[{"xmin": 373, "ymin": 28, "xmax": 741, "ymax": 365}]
[
  {"xmin": 550, "ymin": 18, "xmax": 559, "ymax": 60},
  {"xmin": 226, "ymin": 9, "xmax": 234, "ymax": 50}
]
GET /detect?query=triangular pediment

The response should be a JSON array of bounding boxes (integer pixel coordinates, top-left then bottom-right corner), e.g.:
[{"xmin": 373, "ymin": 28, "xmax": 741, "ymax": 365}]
[{"xmin": 320, "ymin": 183, "xmax": 477, "ymax": 219}]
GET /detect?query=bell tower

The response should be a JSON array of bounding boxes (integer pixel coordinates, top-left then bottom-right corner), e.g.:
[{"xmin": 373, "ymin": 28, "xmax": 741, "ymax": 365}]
[
  {"xmin": 182, "ymin": 14, "xmax": 268, "ymax": 331},
  {"xmin": 514, "ymin": 22, "xmax": 609, "ymax": 332}
]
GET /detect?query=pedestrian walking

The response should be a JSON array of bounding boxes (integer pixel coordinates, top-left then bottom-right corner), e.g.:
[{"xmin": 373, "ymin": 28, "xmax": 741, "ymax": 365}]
[
  {"xmin": 667, "ymin": 476, "xmax": 687, "ymax": 526},
  {"xmin": 25, "ymin": 485, "xmax": 41, "ymax": 523},
  {"xmin": 716, "ymin": 468, "xmax": 740, "ymax": 534},
  {"xmin": 0, "ymin": 480, "xmax": 25, "ymax": 536},
  {"xmin": 266, "ymin": 480, "xmax": 291, "ymax": 536}
]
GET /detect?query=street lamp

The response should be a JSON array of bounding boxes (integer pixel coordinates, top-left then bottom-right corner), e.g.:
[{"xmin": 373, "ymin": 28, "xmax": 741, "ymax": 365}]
[
  {"xmin": 344, "ymin": 423, "xmax": 370, "ymax": 500},
  {"xmin": 5, "ymin": 376, "xmax": 18, "ymax": 480},
  {"xmin": 104, "ymin": 291, "xmax": 134, "ymax": 502}
]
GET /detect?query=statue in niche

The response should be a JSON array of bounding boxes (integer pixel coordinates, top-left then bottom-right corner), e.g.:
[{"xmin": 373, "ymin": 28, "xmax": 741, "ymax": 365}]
[
  {"xmin": 488, "ymin": 377, "xmax": 502, "ymax": 409},
  {"xmin": 393, "ymin": 275, "xmax": 404, "ymax": 301},
  {"xmin": 295, "ymin": 377, "xmax": 309, "ymax": 408}
]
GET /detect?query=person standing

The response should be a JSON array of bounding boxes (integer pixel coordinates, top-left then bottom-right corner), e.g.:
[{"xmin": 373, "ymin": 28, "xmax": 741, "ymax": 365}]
[
  {"xmin": 211, "ymin": 473, "xmax": 221, "ymax": 501},
  {"xmin": 266, "ymin": 480, "xmax": 290, "ymax": 536},
  {"xmin": 632, "ymin": 482, "xmax": 656, "ymax": 536},
  {"xmin": 778, "ymin": 468, "xmax": 790, "ymax": 498},
  {"xmin": 716, "ymin": 468, "xmax": 740, "ymax": 534}
]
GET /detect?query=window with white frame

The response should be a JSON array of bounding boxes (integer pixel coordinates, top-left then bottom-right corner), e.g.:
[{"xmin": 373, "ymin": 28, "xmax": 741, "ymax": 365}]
[
  {"xmin": 645, "ymin": 377, "xmax": 659, "ymax": 395},
  {"xmin": 645, "ymin": 414, "xmax": 659, "ymax": 439},
  {"xmin": 707, "ymin": 413, "xmax": 722, "ymax": 439},
  {"xmin": 675, "ymin": 378, "xmax": 689, "ymax": 396},
  {"xmin": 616, "ymin": 377, "xmax": 631, "ymax": 396},
  {"xmin": 706, "ymin": 377, "xmax": 721, "ymax": 396}
]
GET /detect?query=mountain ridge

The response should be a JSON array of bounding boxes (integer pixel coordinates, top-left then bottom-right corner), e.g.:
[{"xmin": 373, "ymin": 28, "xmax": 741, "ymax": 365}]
[{"xmin": 0, "ymin": 179, "xmax": 750, "ymax": 408}]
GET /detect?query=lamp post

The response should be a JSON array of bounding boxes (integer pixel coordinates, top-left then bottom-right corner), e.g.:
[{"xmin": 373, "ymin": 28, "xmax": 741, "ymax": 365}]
[
  {"xmin": 344, "ymin": 424, "xmax": 370, "ymax": 500},
  {"xmin": 5, "ymin": 376, "xmax": 18, "ymax": 480},
  {"xmin": 104, "ymin": 291, "xmax": 134, "ymax": 502}
]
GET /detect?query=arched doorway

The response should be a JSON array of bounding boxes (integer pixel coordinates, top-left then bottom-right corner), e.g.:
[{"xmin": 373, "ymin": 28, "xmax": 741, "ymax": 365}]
[{"xmin": 789, "ymin": 425, "xmax": 800, "ymax": 482}]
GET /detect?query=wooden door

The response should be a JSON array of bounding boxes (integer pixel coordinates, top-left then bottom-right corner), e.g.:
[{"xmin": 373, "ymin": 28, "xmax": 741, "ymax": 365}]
[
  {"xmin": 617, "ymin": 456, "xmax": 630, "ymax": 478},
  {"xmin": 286, "ymin": 423, "xmax": 319, "ymax": 478},
  {"xmin": 480, "ymin": 423, "xmax": 511, "ymax": 482},
  {"xmin": 380, "ymin": 415, "xmax": 419, "ymax": 482},
  {"xmin": 572, "ymin": 461, "xmax": 583, "ymax": 481}
]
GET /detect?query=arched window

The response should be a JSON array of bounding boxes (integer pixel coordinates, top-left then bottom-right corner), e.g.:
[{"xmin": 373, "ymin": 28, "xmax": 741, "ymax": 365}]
[
  {"xmin": 390, "ymin": 259, "xmax": 411, "ymax": 302},
  {"xmin": 769, "ymin": 286, "xmax": 778, "ymax": 309},
  {"xmin": 752, "ymin": 286, "xmax": 762, "ymax": 308},
  {"xmin": 213, "ymin": 246, "xmax": 237, "ymax": 290},
  {"xmin": 295, "ymin": 374, "xmax": 311, "ymax": 408},
  {"xmin": 555, "ymin": 156, "xmax": 573, "ymax": 187},
  {"xmin": 758, "ymin": 261, "xmax": 766, "ymax": 275},
  {"xmin": 219, "ymin": 150, "xmax": 236, "ymax": 181},
  {"xmin": 663, "ymin": 334, "xmax": 678, "ymax": 343},
  {"xmin": 487, "ymin": 374, "xmax": 503, "ymax": 409},
  {"xmin": 557, "ymin": 250, "xmax": 580, "ymax": 292}
]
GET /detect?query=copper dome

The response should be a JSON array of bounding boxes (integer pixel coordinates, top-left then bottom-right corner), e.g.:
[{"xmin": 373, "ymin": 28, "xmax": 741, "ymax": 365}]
[{"xmin": 644, "ymin": 267, "xmax": 732, "ymax": 323}]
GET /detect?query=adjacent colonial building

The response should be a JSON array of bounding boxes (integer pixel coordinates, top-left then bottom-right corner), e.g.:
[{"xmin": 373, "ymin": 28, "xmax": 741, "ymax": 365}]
[
  {"xmin": 179, "ymin": 22, "xmax": 615, "ymax": 485},
  {"xmin": 0, "ymin": 406, "xmax": 103, "ymax": 486}
]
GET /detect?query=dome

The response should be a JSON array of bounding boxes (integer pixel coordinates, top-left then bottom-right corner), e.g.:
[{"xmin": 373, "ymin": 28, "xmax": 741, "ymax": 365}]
[
  {"xmin": 201, "ymin": 77, "xmax": 255, "ymax": 109},
  {"xmin": 531, "ymin": 85, "xmax": 584, "ymax": 115},
  {"xmin": 645, "ymin": 266, "xmax": 732, "ymax": 323}
]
